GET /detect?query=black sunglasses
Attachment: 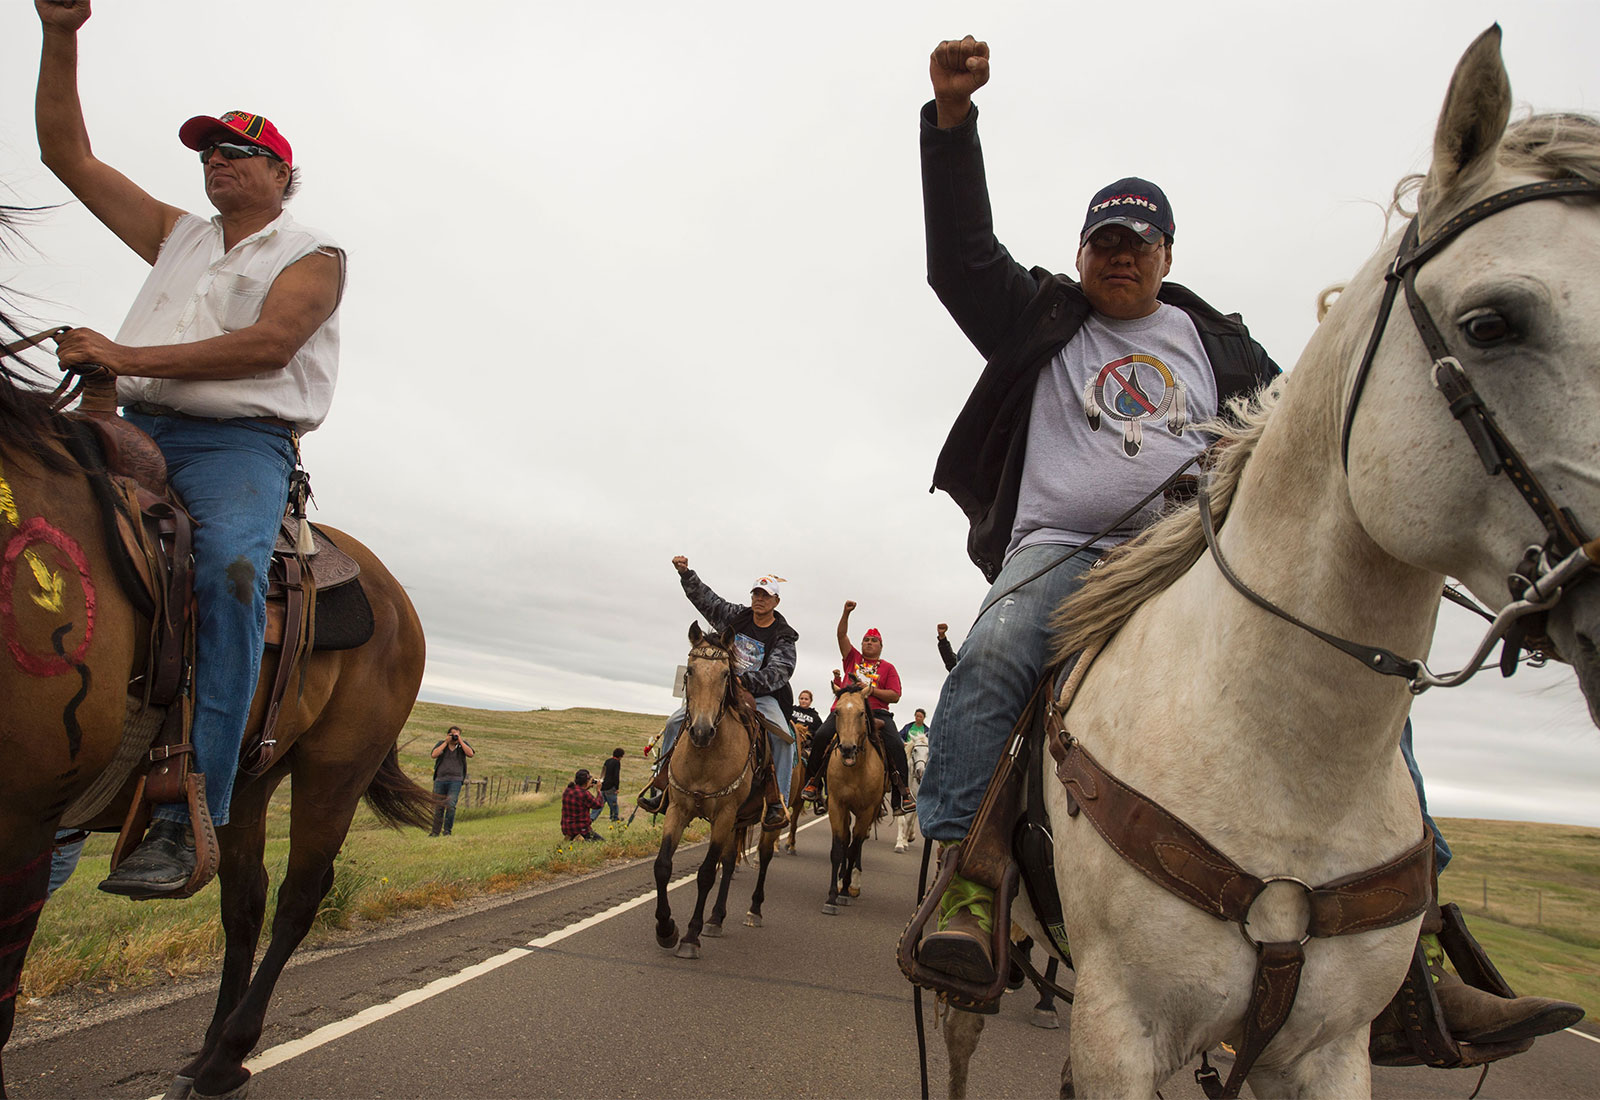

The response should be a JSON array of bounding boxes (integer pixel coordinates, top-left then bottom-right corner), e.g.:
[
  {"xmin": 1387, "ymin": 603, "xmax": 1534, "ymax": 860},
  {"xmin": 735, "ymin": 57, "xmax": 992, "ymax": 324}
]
[{"xmin": 199, "ymin": 142, "xmax": 280, "ymax": 165}]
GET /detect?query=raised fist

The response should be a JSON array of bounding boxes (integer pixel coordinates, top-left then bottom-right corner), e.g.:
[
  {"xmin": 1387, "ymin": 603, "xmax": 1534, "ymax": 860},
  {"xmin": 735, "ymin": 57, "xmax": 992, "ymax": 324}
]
[
  {"xmin": 929, "ymin": 35, "xmax": 990, "ymax": 114},
  {"xmin": 671, "ymin": 555, "xmax": 689, "ymax": 574},
  {"xmin": 843, "ymin": 600, "xmax": 857, "ymax": 614}
]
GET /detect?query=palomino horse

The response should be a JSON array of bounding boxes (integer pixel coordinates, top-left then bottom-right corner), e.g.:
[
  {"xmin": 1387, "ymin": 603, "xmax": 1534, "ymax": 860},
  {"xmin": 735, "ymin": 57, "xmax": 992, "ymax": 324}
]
[
  {"xmin": 944, "ymin": 28, "xmax": 1600, "ymax": 1098},
  {"xmin": 820, "ymin": 684, "xmax": 883, "ymax": 915},
  {"xmin": 895, "ymin": 731, "xmax": 928, "ymax": 852},
  {"xmin": 0, "ymin": 329, "xmax": 429, "ymax": 1098},
  {"xmin": 653, "ymin": 622, "xmax": 780, "ymax": 957}
]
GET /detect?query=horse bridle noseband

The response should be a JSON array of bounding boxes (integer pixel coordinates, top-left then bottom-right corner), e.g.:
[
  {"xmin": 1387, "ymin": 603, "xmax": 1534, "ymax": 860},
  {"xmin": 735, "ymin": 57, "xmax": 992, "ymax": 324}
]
[{"xmin": 1204, "ymin": 178, "xmax": 1600, "ymax": 693}]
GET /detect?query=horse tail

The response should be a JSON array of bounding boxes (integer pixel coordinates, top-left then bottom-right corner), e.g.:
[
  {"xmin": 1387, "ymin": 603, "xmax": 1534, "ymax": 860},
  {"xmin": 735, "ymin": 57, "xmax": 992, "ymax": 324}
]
[{"xmin": 363, "ymin": 747, "xmax": 438, "ymax": 831}]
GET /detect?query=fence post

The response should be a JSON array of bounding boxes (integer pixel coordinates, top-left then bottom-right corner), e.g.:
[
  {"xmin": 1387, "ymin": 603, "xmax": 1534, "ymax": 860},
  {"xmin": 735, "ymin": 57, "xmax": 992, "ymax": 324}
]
[{"xmin": 535, "ymin": 775, "xmax": 541, "ymax": 793}]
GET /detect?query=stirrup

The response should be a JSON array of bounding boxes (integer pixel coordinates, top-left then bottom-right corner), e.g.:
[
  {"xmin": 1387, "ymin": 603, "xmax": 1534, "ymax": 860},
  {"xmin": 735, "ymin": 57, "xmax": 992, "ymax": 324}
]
[{"xmin": 896, "ymin": 843, "xmax": 1018, "ymax": 1013}]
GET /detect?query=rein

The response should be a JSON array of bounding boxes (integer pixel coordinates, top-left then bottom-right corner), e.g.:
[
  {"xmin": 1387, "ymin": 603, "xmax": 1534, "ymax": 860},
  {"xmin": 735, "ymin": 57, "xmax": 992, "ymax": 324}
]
[
  {"xmin": 1206, "ymin": 179, "xmax": 1600, "ymax": 693},
  {"xmin": 1, "ymin": 325, "xmax": 116, "ymax": 414}
]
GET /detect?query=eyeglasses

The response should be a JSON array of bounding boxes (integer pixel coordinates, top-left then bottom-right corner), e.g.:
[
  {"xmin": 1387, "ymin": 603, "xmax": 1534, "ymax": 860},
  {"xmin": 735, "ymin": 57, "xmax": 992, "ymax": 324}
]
[
  {"xmin": 1084, "ymin": 228, "xmax": 1164, "ymax": 255},
  {"xmin": 199, "ymin": 142, "xmax": 280, "ymax": 164}
]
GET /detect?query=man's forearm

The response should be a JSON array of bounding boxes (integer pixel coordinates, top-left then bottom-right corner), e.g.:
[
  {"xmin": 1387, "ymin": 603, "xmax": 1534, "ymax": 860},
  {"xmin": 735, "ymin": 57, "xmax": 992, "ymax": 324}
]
[{"xmin": 35, "ymin": 29, "xmax": 90, "ymax": 174}]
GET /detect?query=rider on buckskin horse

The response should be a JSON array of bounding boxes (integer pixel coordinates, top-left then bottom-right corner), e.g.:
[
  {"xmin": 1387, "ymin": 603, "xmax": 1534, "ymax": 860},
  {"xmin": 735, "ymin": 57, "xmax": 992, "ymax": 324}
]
[
  {"xmin": 638, "ymin": 558, "xmax": 797, "ymax": 829},
  {"xmin": 799, "ymin": 603, "xmax": 917, "ymax": 815},
  {"xmin": 35, "ymin": 0, "xmax": 345, "ymax": 898},
  {"xmin": 912, "ymin": 32, "xmax": 1580, "ymax": 1049}
]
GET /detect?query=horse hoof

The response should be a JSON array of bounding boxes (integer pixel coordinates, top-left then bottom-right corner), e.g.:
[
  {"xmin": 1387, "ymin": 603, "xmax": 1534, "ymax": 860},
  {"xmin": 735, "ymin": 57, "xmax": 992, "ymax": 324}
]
[
  {"xmin": 821, "ymin": 902, "xmax": 838, "ymax": 915},
  {"xmin": 835, "ymin": 894, "xmax": 850, "ymax": 906},
  {"xmin": 656, "ymin": 923, "xmax": 679, "ymax": 950},
  {"xmin": 894, "ymin": 843, "xmax": 907, "ymax": 852},
  {"xmin": 1032, "ymin": 1008, "xmax": 1061, "ymax": 1030},
  {"xmin": 703, "ymin": 923, "xmax": 723, "ymax": 938},
  {"xmin": 675, "ymin": 941, "xmax": 701, "ymax": 960},
  {"xmin": 744, "ymin": 912, "xmax": 763, "ymax": 927},
  {"xmin": 847, "ymin": 885, "xmax": 861, "ymax": 898},
  {"xmin": 163, "ymin": 1077, "xmax": 195, "ymax": 1100},
  {"xmin": 193, "ymin": 1072, "xmax": 252, "ymax": 1099}
]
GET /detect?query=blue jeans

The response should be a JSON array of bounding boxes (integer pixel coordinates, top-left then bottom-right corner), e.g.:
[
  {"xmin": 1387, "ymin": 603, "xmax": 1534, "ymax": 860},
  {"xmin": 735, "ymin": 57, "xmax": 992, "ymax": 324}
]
[
  {"xmin": 432, "ymin": 778, "xmax": 464, "ymax": 834},
  {"xmin": 49, "ymin": 828, "xmax": 87, "ymax": 897},
  {"xmin": 127, "ymin": 412, "xmax": 295, "ymax": 829},
  {"xmin": 601, "ymin": 788, "xmax": 619, "ymax": 820},
  {"xmin": 1402, "ymin": 718, "xmax": 1452, "ymax": 873},
  {"xmin": 659, "ymin": 695, "xmax": 794, "ymax": 799},
  {"xmin": 920, "ymin": 544, "xmax": 1106, "ymax": 842}
]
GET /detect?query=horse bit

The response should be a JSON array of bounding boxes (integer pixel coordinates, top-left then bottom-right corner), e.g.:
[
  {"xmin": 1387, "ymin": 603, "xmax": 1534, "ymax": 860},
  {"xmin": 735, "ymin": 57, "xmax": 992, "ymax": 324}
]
[{"xmin": 1202, "ymin": 178, "xmax": 1600, "ymax": 693}]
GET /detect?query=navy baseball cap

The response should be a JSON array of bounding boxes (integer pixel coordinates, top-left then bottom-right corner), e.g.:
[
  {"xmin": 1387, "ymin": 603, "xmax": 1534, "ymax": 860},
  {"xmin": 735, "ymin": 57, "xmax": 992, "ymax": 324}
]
[{"xmin": 1081, "ymin": 177, "xmax": 1174, "ymax": 244}]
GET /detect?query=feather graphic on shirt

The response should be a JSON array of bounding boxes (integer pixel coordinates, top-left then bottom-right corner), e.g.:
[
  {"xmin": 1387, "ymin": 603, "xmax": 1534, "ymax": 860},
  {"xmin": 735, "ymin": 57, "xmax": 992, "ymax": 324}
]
[
  {"xmin": 1167, "ymin": 379, "xmax": 1189, "ymax": 435},
  {"xmin": 1083, "ymin": 378, "xmax": 1102, "ymax": 432}
]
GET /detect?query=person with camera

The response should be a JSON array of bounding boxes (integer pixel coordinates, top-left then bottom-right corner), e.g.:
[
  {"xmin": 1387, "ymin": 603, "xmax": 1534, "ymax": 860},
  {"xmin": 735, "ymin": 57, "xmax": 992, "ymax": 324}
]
[
  {"xmin": 561, "ymin": 769, "xmax": 605, "ymax": 842},
  {"xmin": 429, "ymin": 727, "xmax": 475, "ymax": 837}
]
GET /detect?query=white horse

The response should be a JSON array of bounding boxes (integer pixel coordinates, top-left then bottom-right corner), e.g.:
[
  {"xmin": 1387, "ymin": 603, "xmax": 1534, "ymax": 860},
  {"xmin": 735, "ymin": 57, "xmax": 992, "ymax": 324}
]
[
  {"xmin": 945, "ymin": 27, "xmax": 1600, "ymax": 1099},
  {"xmin": 896, "ymin": 733, "xmax": 929, "ymax": 851}
]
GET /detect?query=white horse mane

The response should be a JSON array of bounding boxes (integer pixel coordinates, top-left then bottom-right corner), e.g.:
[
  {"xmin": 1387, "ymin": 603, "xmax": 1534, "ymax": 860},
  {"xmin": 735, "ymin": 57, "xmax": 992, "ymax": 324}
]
[{"xmin": 1051, "ymin": 110, "xmax": 1600, "ymax": 665}]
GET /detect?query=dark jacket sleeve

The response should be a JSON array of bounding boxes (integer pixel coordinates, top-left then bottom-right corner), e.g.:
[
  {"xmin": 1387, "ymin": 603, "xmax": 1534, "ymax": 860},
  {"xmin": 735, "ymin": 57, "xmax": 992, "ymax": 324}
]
[
  {"xmin": 740, "ymin": 626, "xmax": 797, "ymax": 698},
  {"xmin": 921, "ymin": 101, "xmax": 1044, "ymax": 359},
  {"xmin": 680, "ymin": 570, "xmax": 743, "ymax": 633},
  {"xmin": 938, "ymin": 635, "xmax": 958, "ymax": 672}
]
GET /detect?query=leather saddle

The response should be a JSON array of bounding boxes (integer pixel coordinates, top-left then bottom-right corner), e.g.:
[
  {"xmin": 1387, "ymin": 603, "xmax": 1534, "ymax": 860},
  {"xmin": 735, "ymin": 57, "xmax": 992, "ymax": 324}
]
[{"xmin": 61, "ymin": 381, "xmax": 367, "ymax": 895}]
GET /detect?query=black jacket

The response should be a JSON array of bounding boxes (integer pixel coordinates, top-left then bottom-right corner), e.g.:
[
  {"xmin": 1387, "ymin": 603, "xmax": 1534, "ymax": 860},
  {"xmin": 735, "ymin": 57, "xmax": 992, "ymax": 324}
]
[{"xmin": 921, "ymin": 101, "xmax": 1282, "ymax": 581}]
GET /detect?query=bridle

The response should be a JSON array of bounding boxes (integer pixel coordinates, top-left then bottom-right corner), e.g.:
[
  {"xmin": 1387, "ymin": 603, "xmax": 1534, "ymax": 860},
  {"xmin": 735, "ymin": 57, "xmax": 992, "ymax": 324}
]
[
  {"xmin": 668, "ymin": 642, "xmax": 756, "ymax": 800},
  {"xmin": 1203, "ymin": 177, "xmax": 1600, "ymax": 693}
]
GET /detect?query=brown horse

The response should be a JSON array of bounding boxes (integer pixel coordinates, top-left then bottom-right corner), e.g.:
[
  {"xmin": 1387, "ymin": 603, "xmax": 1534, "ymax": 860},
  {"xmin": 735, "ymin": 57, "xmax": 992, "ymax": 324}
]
[
  {"xmin": 653, "ymin": 622, "xmax": 780, "ymax": 957},
  {"xmin": 820, "ymin": 683, "xmax": 883, "ymax": 915},
  {"xmin": 0, "ymin": 323, "xmax": 429, "ymax": 1098}
]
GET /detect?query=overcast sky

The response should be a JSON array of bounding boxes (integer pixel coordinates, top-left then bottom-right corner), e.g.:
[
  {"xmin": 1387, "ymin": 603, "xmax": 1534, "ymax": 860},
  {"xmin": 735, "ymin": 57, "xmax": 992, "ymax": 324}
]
[{"xmin": 2, "ymin": 1, "xmax": 1597, "ymax": 828}]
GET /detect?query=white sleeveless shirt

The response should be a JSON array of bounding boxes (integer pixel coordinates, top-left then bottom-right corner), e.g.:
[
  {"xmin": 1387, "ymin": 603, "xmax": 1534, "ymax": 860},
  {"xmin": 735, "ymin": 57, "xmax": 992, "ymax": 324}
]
[{"xmin": 115, "ymin": 211, "xmax": 344, "ymax": 431}]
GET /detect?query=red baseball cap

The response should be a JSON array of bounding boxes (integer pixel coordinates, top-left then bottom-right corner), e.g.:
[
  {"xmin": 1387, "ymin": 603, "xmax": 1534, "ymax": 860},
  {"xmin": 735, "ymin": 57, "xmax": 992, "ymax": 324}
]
[{"xmin": 179, "ymin": 110, "xmax": 293, "ymax": 167}]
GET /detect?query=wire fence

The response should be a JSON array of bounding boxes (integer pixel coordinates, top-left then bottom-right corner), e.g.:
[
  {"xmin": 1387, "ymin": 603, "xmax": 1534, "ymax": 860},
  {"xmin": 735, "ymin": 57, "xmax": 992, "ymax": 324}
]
[
  {"xmin": 456, "ymin": 775, "xmax": 543, "ymax": 806},
  {"xmin": 1447, "ymin": 876, "xmax": 1597, "ymax": 946}
]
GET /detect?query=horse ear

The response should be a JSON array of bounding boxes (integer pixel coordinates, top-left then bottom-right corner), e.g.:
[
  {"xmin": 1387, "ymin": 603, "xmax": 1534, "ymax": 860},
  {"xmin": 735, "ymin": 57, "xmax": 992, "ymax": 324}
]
[
  {"xmin": 718, "ymin": 625, "xmax": 737, "ymax": 650},
  {"xmin": 1423, "ymin": 25, "xmax": 1511, "ymax": 224},
  {"xmin": 689, "ymin": 621, "xmax": 703, "ymax": 645}
]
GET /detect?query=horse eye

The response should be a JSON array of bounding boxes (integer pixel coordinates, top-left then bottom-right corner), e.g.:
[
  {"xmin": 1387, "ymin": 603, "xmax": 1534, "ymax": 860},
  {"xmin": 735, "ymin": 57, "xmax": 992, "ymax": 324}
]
[{"xmin": 1460, "ymin": 309, "xmax": 1511, "ymax": 346}]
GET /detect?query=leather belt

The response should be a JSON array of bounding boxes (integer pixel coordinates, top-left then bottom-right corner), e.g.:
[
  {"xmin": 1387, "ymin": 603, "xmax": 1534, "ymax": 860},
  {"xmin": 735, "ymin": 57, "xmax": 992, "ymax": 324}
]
[{"xmin": 126, "ymin": 401, "xmax": 296, "ymax": 432}]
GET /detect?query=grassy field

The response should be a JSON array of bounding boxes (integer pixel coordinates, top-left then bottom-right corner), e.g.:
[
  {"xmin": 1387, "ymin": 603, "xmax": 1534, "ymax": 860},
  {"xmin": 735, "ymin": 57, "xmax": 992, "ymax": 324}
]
[{"xmin": 20, "ymin": 702, "xmax": 1600, "ymax": 1022}]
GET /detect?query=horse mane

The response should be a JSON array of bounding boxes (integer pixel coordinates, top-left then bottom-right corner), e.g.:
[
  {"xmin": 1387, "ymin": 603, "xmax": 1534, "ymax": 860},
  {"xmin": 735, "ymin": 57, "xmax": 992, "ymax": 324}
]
[
  {"xmin": 0, "ymin": 204, "xmax": 73, "ymax": 471},
  {"xmin": 1048, "ymin": 111, "xmax": 1600, "ymax": 667}
]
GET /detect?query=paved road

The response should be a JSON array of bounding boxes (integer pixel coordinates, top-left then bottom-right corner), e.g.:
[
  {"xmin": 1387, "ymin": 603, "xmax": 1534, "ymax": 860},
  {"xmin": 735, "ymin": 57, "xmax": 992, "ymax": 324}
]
[{"xmin": 8, "ymin": 816, "xmax": 1598, "ymax": 1098}]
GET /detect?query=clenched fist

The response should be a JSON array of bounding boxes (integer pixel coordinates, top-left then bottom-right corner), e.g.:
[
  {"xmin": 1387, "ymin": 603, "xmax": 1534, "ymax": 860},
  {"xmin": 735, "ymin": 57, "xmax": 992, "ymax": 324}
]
[{"xmin": 930, "ymin": 36, "xmax": 989, "ymax": 128}]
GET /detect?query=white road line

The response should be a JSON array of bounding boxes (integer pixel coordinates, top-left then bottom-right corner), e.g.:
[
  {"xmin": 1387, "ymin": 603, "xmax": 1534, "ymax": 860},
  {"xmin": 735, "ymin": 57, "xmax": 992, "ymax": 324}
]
[
  {"xmin": 1567, "ymin": 1027, "xmax": 1600, "ymax": 1045},
  {"xmin": 144, "ymin": 816, "xmax": 832, "ymax": 1099}
]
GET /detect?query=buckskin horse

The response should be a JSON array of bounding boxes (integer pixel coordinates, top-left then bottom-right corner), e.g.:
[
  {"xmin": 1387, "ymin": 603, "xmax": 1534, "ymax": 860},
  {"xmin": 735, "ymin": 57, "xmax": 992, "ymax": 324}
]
[
  {"xmin": 652, "ymin": 622, "xmax": 781, "ymax": 957},
  {"xmin": 820, "ymin": 683, "xmax": 883, "ymax": 915},
  {"xmin": 0, "ymin": 312, "xmax": 429, "ymax": 1098},
  {"xmin": 935, "ymin": 27, "xmax": 1600, "ymax": 1099}
]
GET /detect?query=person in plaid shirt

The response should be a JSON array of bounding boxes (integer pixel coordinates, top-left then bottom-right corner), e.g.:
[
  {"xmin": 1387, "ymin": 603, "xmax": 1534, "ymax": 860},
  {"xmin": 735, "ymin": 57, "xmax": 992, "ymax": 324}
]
[{"xmin": 560, "ymin": 769, "xmax": 603, "ymax": 841}]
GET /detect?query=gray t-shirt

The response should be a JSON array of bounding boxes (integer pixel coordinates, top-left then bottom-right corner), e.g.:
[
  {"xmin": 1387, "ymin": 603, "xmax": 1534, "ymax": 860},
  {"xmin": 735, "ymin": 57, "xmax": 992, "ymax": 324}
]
[
  {"xmin": 1008, "ymin": 303, "xmax": 1217, "ymax": 562},
  {"xmin": 433, "ymin": 742, "xmax": 468, "ymax": 782}
]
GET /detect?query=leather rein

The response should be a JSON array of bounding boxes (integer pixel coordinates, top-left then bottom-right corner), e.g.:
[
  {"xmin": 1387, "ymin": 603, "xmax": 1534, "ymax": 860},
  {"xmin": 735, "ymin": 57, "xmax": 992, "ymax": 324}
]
[{"xmin": 1203, "ymin": 178, "xmax": 1600, "ymax": 694}]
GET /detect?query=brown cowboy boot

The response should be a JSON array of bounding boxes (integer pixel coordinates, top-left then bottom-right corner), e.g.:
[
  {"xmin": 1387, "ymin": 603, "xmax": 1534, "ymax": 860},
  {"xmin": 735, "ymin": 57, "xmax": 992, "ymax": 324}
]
[
  {"xmin": 918, "ymin": 850, "xmax": 998, "ymax": 984},
  {"xmin": 1431, "ymin": 966, "xmax": 1584, "ymax": 1045}
]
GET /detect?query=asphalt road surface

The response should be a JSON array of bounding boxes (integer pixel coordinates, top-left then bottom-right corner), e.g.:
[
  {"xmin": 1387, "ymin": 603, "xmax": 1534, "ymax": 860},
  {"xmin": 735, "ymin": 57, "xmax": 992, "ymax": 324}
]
[{"xmin": 9, "ymin": 816, "xmax": 1599, "ymax": 1099}]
